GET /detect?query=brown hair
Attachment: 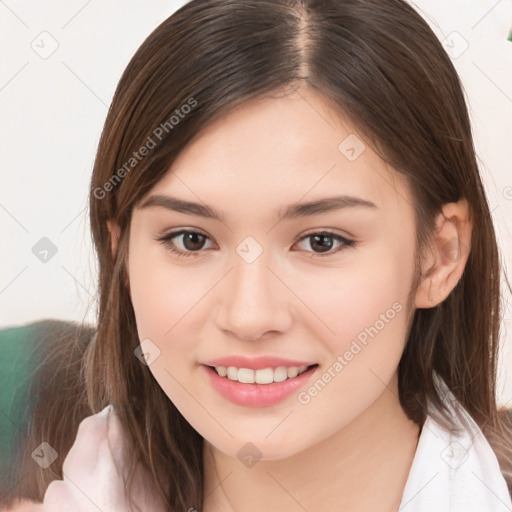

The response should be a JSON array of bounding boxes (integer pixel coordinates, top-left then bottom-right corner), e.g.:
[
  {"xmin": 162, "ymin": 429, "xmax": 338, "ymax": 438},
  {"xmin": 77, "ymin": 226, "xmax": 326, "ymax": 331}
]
[
  {"xmin": 1, "ymin": 320, "xmax": 93, "ymax": 508},
  {"xmin": 84, "ymin": 0, "xmax": 512, "ymax": 509}
]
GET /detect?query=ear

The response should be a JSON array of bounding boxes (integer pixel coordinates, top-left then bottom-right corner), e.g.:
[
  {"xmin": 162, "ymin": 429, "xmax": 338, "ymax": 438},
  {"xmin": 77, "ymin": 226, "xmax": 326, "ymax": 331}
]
[
  {"xmin": 414, "ymin": 198, "xmax": 472, "ymax": 308},
  {"xmin": 106, "ymin": 220, "xmax": 120, "ymax": 259}
]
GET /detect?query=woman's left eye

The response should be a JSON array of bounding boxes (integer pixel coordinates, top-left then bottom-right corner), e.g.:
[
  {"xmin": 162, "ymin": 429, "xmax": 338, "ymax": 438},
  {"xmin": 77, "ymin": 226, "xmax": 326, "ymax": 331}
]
[
  {"xmin": 155, "ymin": 229, "xmax": 356, "ymax": 258},
  {"xmin": 293, "ymin": 231, "xmax": 356, "ymax": 257}
]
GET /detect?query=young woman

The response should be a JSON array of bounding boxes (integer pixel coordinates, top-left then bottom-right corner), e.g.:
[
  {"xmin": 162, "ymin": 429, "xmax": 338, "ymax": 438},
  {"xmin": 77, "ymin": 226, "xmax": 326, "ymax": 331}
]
[{"xmin": 5, "ymin": 0, "xmax": 512, "ymax": 510}]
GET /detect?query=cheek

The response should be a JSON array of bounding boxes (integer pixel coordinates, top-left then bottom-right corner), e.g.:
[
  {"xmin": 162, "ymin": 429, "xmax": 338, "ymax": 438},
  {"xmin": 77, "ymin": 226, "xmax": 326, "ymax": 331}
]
[
  {"xmin": 127, "ymin": 244, "xmax": 211, "ymax": 412},
  {"xmin": 293, "ymin": 242, "xmax": 415, "ymax": 402},
  {"xmin": 287, "ymin": 251, "xmax": 414, "ymax": 439},
  {"xmin": 302, "ymin": 251, "xmax": 412, "ymax": 345},
  {"xmin": 128, "ymin": 235, "xmax": 207, "ymax": 341}
]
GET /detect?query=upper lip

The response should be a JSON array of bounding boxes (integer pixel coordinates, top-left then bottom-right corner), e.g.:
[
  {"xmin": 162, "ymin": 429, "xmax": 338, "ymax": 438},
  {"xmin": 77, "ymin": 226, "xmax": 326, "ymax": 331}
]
[{"xmin": 202, "ymin": 355, "xmax": 317, "ymax": 370}]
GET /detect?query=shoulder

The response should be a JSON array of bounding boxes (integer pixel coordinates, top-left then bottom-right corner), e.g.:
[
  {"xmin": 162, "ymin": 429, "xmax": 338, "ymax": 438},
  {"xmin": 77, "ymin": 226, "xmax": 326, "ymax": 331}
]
[
  {"xmin": 399, "ymin": 378, "xmax": 512, "ymax": 510},
  {"xmin": 42, "ymin": 405, "xmax": 130, "ymax": 509},
  {"xmin": 43, "ymin": 405, "xmax": 168, "ymax": 512},
  {"xmin": 61, "ymin": 404, "xmax": 125, "ymax": 476}
]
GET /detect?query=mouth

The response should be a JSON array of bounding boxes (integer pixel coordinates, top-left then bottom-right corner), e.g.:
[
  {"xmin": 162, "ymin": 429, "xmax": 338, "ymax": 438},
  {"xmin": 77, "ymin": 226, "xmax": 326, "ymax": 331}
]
[
  {"xmin": 206, "ymin": 363, "xmax": 319, "ymax": 384},
  {"xmin": 201, "ymin": 363, "xmax": 319, "ymax": 407}
]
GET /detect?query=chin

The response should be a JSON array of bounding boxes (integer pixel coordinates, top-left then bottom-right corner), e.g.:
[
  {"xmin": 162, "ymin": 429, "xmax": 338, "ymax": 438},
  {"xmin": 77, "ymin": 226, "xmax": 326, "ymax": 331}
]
[{"xmin": 205, "ymin": 432, "xmax": 310, "ymax": 463}]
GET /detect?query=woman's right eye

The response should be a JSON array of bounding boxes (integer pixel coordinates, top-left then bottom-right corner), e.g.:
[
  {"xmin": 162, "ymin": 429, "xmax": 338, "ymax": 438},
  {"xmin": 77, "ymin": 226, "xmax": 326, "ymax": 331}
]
[{"xmin": 155, "ymin": 229, "xmax": 215, "ymax": 258}]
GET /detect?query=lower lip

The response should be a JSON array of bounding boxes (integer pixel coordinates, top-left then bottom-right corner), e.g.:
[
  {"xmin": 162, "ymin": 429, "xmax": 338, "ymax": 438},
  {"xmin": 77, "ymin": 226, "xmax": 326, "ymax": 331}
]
[{"xmin": 201, "ymin": 364, "xmax": 319, "ymax": 407}]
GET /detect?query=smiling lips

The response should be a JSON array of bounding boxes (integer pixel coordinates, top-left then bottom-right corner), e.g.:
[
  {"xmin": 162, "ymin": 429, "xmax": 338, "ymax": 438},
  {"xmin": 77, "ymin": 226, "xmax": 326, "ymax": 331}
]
[{"xmin": 201, "ymin": 355, "xmax": 319, "ymax": 407}]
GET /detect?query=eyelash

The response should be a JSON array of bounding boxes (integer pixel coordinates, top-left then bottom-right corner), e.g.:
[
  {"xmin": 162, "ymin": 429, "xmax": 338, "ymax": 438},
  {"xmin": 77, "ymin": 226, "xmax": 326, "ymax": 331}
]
[{"xmin": 155, "ymin": 229, "xmax": 357, "ymax": 259}]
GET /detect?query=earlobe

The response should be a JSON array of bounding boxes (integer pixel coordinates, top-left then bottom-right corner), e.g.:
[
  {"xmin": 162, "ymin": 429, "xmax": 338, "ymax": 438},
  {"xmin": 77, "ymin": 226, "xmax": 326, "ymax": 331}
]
[{"xmin": 414, "ymin": 199, "xmax": 472, "ymax": 309}]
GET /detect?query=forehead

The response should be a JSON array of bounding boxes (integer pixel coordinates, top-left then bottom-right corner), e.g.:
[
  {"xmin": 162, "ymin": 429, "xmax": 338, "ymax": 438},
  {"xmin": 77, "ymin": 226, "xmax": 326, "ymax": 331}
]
[{"xmin": 142, "ymin": 87, "xmax": 413, "ymax": 218}]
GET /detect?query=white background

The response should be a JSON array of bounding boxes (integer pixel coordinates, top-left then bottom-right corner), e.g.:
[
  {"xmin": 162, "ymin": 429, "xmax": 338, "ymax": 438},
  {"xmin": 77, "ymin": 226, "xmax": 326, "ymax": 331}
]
[{"xmin": 1, "ymin": 0, "xmax": 511, "ymax": 405}]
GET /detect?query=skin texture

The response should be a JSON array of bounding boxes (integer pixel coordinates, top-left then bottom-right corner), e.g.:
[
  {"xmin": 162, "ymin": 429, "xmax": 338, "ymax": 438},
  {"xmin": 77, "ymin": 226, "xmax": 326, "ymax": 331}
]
[
  {"xmin": 121, "ymin": 84, "xmax": 472, "ymax": 511},
  {"xmin": 9, "ymin": 84, "xmax": 471, "ymax": 512}
]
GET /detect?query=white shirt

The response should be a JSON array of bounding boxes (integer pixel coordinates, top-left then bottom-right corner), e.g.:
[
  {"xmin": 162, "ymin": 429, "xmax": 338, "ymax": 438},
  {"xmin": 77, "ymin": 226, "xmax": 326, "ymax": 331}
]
[
  {"xmin": 41, "ymin": 374, "xmax": 511, "ymax": 511},
  {"xmin": 398, "ymin": 373, "xmax": 512, "ymax": 511}
]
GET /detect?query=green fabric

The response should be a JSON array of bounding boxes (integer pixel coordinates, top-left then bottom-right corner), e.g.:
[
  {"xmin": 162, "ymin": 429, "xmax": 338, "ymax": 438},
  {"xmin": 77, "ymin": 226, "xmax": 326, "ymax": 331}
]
[{"xmin": 0, "ymin": 324, "xmax": 41, "ymax": 480}]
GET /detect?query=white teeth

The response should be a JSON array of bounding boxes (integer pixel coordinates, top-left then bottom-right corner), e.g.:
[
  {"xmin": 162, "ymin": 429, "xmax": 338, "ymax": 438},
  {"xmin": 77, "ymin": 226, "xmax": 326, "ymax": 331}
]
[
  {"xmin": 216, "ymin": 366, "xmax": 228, "ymax": 377},
  {"xmin": 227, "ymin": 366, "xmax": 239, "ymax": 380},
  {"xmin": 214, "ymin": 365, "xmax": 312, "ymax": 384},
  {"xmin": 287, "ymin": 367, "xmax": 299, "ymax": 378},
  {"xmin": 237, "ymin": 368, "xmax": 254, "ymax": 383},
  {"xmin": 273, "ymin": 366, "xmax": 288, "ymax": 382},
  {"xmin": 255, "ymin": 367, "xmax": 274, "ymax": 384}
]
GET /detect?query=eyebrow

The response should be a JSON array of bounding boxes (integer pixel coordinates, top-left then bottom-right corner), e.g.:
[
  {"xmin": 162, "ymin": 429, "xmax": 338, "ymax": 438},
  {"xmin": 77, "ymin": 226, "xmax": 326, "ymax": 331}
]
[{"xmin": 139, "ymin": 194, "xmax": 377, "ymax": 222}]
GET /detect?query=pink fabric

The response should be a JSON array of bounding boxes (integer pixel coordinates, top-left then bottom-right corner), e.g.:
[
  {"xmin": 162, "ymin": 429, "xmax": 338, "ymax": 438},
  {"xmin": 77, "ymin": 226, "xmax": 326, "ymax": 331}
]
[{"xmin": 41, "ymin": 405, "xmax": 167, "ymax": 512}]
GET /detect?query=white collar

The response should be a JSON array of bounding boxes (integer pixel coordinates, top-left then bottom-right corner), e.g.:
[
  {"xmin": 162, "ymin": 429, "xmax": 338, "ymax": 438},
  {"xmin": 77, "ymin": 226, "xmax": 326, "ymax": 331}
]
[{"xmin": 398, "ymin": 373, "xmax": 512, "ymax": 511}]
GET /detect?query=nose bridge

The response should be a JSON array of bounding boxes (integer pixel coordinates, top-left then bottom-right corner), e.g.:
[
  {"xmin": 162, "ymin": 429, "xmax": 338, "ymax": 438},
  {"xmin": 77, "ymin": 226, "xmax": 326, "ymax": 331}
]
[
  {"xmin": 216, "ymin": 243, "xmax": 291, "ymax": 340},
  {"xmin": 231, "ymin": 250, "xmax": 271, "ymax": 304}
]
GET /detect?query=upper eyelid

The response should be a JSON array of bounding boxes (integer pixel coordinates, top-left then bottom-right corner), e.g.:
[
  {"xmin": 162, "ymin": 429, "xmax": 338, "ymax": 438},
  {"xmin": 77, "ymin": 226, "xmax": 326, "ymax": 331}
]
[{"xmin": 159, "ymin": 227, "xmax": 354, "ymax": 239}]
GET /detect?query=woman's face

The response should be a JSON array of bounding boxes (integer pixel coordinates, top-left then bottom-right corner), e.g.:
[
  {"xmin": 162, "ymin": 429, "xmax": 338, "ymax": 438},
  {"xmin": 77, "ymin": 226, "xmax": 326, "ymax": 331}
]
[{"xmin": 127, "ymin": 84, "xmax": 419, "ymax": 460}]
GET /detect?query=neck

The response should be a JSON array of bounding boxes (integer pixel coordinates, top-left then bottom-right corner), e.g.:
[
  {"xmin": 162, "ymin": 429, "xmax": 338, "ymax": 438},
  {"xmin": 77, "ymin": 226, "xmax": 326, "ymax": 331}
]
[{"xmin": 203, "ymin": 373, "xmax": 421, "ymax": 512}]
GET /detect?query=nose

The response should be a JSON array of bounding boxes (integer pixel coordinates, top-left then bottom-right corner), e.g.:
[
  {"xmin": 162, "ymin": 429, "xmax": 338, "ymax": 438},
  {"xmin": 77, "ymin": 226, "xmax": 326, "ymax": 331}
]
[{"xmin": 215, "ymin": 251, "xmax": 293, "ymax": 342}]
